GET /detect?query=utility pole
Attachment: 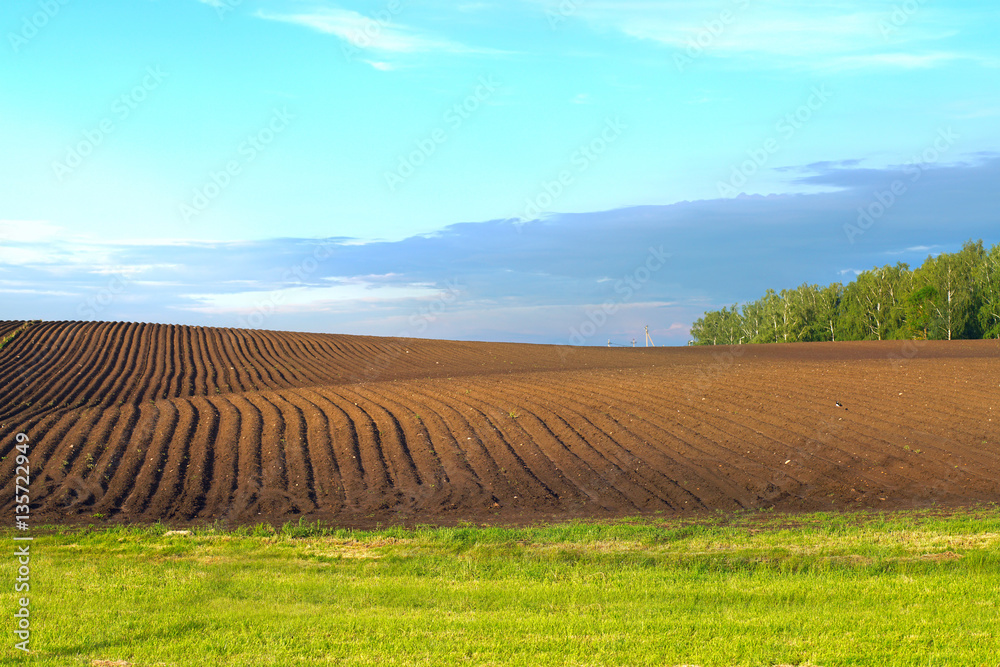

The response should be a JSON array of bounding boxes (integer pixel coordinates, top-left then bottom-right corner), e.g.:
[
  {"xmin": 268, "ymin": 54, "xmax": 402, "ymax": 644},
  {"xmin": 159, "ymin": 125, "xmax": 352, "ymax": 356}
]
[{"xmin": 644, "ymin": 326, "xmax": 655, "ymax": 347}]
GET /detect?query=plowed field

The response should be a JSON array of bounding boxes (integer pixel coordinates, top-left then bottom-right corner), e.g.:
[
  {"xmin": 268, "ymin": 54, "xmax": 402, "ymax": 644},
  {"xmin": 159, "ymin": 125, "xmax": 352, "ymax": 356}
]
[{"xmin": 1, "ymin": 321, "xmax": 998, "ymax": 526}]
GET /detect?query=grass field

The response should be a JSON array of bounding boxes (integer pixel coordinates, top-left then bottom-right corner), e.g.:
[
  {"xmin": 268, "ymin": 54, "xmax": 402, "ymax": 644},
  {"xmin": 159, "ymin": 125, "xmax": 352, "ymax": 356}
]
[{"xmin": 4, "ymin": 506, "xmax": 1000, "ymax": 666}]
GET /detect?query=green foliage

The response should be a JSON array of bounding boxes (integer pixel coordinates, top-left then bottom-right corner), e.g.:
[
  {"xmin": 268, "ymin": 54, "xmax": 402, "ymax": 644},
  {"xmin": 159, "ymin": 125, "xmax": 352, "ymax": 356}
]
[
  {"xmin": 841, "ymin": 262, "xmax": 911, "ymax": 341},
  {"xmin": 692, "ymin": 238, "xmax": 1000, "ymax": 344},
  {"xmin": 912, "ymin": 240, "xmax": 984, "ymax": 340},
  {"xmin": 0, "ymin": 321, "xmax": 32, "ymax": 352},
  {"xmin": 817, "ymin": 282, "xmax": 844, "ymax": 341},
  {"xmin": 905, "ymin": 284, "xmax": 937, "ymax": 339},
  {"xmin": 690, "ymin": 304, "xmax": 742, "ymax": 345},
  {"xmin": 975, "ymin": 242, "xmax": 1000, "ymax": 338}
]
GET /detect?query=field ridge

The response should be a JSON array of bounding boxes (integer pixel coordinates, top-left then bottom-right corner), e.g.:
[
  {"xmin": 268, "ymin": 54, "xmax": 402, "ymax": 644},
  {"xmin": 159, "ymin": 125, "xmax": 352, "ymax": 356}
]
[{"xmin": 1, "ymin": 320, "xmax": 998, "ymax": 526}]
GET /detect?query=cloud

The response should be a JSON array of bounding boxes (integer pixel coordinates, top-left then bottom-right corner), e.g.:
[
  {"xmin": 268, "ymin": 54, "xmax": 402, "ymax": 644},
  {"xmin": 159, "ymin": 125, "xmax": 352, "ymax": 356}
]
[
  {"xmin": 0, "ymin": 286, "xmax": 77, "ymax": 296},
  {"xmin": 822, "ymin": 52, "xmax": 964, "ymax": 71},
  {"xmin": 254, "ymin": 7, "xmax": 485, "ymax": 57},
  {"xmin": 4, "ymin": 157, "xmax": 998, "ymax": 344},
  {"xmin": 0, "ymin": 220, "xmax": 64, "ymax": 244},
  {"xmin": 619, "ymin": 11, "xmax": 880, "ymax": 56},
  {"xmin": 182, "ymin": 279, "xmax": 443, "ymax": 315},
  {"xmin": 954, "ymin": 106, "xmax": 1000, "ymax": 120},
  {"xmin": 546, "ymin": 1, "xmax": 973, "ymax": 71},
  {"xmin": 885, "ymin": 244, "xmax": 939, "ymax": 256},
  {"xmin": 0, "ymin": 247, "xmax": 54, "ymax": 266}
]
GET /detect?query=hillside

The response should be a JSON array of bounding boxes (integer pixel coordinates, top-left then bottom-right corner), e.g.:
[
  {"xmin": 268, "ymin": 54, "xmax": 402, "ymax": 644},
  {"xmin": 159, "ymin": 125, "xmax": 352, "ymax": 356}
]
[{"xmin": 1, "ymin": 321, "xmax": 998, "ymax": 526}]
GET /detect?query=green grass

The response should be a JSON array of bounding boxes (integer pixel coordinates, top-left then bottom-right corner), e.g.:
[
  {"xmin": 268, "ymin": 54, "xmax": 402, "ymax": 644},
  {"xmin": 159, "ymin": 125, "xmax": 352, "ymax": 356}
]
[
  {"xmin": 0, "ymin": 321, "xmax": 33, "ymax": 354},
  {"xmin": 4, "ymin": 506, "xmax": 1000, "ymax": 666}
]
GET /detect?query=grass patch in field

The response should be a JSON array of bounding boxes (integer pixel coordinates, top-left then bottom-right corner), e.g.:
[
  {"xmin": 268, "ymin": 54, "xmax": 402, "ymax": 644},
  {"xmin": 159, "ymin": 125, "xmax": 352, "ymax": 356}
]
[
  {"xmin": 0, "ymin": 321, "xmax": 33, "ymax": 353},
  {"xmin": 4, "ymin": 506, "xmax": 1000, "ymax": 666}
]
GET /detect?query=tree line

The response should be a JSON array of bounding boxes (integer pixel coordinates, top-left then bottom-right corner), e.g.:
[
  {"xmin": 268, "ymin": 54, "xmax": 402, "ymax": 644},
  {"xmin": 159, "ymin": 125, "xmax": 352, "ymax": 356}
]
[{"xmin": 691, "ymin": 240, "xmax": 1000, "ymax": 345}]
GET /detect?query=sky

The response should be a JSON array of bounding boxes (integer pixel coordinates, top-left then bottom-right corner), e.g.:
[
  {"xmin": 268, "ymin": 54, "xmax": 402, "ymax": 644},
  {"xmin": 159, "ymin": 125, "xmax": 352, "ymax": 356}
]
[{"xmin": 1, "ymin": 0, "xmax": 999, "ymax": 345}]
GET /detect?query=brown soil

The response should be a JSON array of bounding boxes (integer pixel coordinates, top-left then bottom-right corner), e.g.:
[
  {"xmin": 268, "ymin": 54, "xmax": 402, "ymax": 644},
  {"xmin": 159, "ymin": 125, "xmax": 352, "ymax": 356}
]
[{"xmin": 1, "ymin": 321, "xmax": 998, "ymax": 527}]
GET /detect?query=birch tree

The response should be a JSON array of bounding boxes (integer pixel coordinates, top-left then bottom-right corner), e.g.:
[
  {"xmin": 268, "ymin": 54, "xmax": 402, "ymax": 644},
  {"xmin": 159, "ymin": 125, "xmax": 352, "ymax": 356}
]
[
  {"xmin": 976, "ymin": 243, "xmax": 1000, "ymax": 338},
  {"xmin": 841, "ymin": 263, "xmax": 910, "ymax": 340},
  {"xmin": 913, "ymin": 241, "xmax": 983, "ymax": 340}
]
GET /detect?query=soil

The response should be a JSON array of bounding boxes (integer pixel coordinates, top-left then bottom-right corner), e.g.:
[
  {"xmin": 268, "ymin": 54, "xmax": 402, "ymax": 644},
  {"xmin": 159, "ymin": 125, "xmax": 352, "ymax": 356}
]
[{"xmin": 1, "ymin": 321, "xmax": 998, "ymax": 528}]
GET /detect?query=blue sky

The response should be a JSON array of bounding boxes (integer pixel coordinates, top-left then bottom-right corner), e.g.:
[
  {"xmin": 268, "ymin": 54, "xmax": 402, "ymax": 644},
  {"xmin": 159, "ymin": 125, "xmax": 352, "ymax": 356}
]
[{"xmin": 2, "ymin": 0, "xmax": 999, "ymax": 344}]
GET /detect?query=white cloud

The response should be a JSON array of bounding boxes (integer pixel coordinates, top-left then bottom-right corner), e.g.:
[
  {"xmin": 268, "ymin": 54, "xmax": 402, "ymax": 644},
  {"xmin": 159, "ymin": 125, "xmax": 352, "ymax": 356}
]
[
  {"xmin": 109, "ymin": 237, "xmax": 241, "ymax": 247},
  {"xmin": 0, "ymin": 246, "xmax": 60, "ymax": 266},
  {"xmin": 0, "ymin": 287, "xmax": 77, "ymax": 296},
  {"xmin": 90, "ymin": 264, "xmax": 182, "ymax": 276},
  {"xmin": 0, "ymin": 221, "xmax": 131, "ymax": 272},
  {"xmin": 822, "ymin": 52, "xmax": 963, "ymax": 72},
  {"xmin": 132, "ymin": 280, "xmax": 185, "ymax": 287},
  {"xmin": 884, "ymin": 244, "xmax": 940, "ymax": 256},
  {"xmin": 255, "ymin": 8, "xmax": 477, "ymax": 55},
  {"xmin": 541, "ymin": 1, "xmax": 971, "ymax": 71},
  {"xmin": 619, "ymin": 12, "xmax": 881, "ymax": 57},
  {"xmin": 954, "ymin": 106, "xmax": 1000, "ymax": 120},
  {"xmin": 181, "ymin": 280, "xmax": 445, "ymax": 314},
  {"xmin": 0, "ymin": 220, "xmax": 64, "ymax": 244}
]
